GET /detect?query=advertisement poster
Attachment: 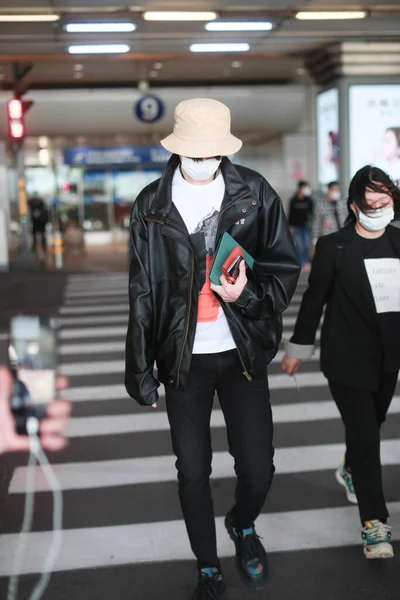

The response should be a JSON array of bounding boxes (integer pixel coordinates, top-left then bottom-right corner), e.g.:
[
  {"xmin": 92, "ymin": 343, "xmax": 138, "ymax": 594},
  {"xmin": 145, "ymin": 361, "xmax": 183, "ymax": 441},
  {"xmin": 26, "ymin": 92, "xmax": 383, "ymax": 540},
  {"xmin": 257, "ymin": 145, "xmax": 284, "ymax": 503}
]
[
  {"xmin": 349, "ymin": 85, "xmax": 400, "ymax": 181},
  {"xmin": 316, "ymin": 88, "xmax": 340, "ymax": 187}
]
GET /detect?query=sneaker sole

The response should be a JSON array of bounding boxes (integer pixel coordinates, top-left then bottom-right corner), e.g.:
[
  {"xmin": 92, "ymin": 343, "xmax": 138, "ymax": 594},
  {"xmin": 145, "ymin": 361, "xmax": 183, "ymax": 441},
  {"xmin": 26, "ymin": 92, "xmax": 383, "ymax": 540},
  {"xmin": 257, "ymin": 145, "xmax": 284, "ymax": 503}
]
[
  {"xmin": 335, "ymin": 470, "xmax": 358, "ymax": 505},
  {"xmin": 225, "ymin": 516, "xmax": 267, "ymax": 591},
  {"xmin": 364, "ymin": 542, "xmax": 394, "ymax": 559}
]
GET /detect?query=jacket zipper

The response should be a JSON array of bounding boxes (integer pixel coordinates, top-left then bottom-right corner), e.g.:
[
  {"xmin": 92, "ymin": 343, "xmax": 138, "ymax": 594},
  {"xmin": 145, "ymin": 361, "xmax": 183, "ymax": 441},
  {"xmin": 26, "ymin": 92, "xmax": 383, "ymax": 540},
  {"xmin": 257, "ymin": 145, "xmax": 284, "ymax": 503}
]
[
  {"xmin": 145, "ymin": 216, "xmax": 195, "ymax": 388},
  {"xmin": 237, "ymin": 346, "xmax": 253, "ymax": 381},
  {"xmin": 176, "ymin": 252, "xmax": 195, "ymax": 387}
]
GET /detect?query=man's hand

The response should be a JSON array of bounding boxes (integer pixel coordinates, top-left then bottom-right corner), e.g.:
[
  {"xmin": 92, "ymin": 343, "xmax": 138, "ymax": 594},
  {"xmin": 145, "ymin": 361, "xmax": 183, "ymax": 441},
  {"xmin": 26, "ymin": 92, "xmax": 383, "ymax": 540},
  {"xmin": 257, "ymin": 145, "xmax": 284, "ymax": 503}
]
[
  {"xmin": 210, "ymin": 259, "xmax": 248, "ymax": 303},
  {"xmin": 281, "ymin": 355, "xmax": 302, "ymax": 376},
  {"xmin": 0, "ymin": 367, "xmax": 72, "ymax": 455}
]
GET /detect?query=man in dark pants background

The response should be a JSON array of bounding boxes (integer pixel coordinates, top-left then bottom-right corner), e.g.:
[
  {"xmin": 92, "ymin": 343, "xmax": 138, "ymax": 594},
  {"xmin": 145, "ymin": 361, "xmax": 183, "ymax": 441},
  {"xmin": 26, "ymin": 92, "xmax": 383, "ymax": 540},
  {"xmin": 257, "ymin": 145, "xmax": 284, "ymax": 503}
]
[
  {"xmin": 125, "ymin": 98, "xmax": 300, "ymax": 599},
  {"xmin": 28, "ymin": 195, "xmax": 48, "ymax": 254}
]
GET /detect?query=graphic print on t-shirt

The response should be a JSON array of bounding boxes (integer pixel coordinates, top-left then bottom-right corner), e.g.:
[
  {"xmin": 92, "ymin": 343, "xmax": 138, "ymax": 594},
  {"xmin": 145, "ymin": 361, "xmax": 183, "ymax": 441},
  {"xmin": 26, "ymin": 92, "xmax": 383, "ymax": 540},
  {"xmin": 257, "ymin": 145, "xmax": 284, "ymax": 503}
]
[{"xmin": 190, "ymin": 208, "xmax": 220, "ymax": 323}]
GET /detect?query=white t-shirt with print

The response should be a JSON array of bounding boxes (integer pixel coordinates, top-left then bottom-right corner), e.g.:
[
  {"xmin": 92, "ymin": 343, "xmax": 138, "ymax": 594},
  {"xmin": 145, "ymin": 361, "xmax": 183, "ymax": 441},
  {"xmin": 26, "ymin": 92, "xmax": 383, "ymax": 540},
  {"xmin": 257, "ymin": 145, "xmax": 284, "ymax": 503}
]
[{"xmin": 172, "ymin": 167, "xmax": 237, "ymax": 354}]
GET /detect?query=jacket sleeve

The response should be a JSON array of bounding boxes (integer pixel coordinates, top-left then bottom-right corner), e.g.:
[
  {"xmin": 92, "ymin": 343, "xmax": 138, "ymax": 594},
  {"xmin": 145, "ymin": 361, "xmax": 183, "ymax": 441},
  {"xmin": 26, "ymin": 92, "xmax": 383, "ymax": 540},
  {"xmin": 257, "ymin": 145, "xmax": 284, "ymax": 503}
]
[
  {"xmin": 233, "ymin": 190, "xmax": 301, "ymax": 320},
  {"xmin": 284, "ymin": 236, "xmax": 335, "ymax": 359},
  {"xmin": 312, "ymin": 200, "xmax": 323, "ymax": 244},
  {"xmin": 125, "ymin": 203, "xmax": 160, "ymax": 406}
]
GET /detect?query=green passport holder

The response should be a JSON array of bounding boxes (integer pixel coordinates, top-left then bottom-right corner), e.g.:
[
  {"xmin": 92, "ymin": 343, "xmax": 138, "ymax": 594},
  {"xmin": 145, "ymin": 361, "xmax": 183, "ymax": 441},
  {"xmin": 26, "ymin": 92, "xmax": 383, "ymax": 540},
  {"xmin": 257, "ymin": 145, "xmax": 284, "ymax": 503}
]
[{"xmin": 209, "ymin": 232, "xmax": 255, "ymax": 286}]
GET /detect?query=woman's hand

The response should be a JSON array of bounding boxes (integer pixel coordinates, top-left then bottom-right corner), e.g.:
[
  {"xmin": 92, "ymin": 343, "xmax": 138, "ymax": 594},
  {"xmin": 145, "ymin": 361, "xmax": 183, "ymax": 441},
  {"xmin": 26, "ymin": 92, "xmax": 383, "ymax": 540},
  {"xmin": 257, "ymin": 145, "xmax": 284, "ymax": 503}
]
[
  {"xmin": 210, "ymin": 260, "xmax": 248, "ymax": 303},
  {"xmin": 0, "ymin": 367, "xmax": 71, "ymax": 455},
  {"xmin": 281, "ymin": 355, "xmax": 302, "ymax": 376}
]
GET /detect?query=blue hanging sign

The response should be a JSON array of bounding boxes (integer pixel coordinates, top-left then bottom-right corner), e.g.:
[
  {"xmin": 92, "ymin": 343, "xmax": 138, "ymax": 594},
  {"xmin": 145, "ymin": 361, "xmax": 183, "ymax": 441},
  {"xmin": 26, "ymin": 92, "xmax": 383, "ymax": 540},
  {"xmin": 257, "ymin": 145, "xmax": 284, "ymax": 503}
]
[
  {"xmin": 63, "ymin": 145, "xmax": 171, "ymax": 167},
  {"xmin": 134, "ymin": 95, "xmax": 165, "ymax": 123}
]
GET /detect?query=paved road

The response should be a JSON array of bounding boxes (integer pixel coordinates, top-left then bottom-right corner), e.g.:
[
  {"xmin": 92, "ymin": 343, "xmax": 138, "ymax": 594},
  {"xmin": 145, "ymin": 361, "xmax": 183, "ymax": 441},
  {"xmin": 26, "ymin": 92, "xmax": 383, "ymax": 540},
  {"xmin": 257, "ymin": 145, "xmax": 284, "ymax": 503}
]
[{"xmin": 1, "ymin": 272, "xmax": 400, "ymax": 600}]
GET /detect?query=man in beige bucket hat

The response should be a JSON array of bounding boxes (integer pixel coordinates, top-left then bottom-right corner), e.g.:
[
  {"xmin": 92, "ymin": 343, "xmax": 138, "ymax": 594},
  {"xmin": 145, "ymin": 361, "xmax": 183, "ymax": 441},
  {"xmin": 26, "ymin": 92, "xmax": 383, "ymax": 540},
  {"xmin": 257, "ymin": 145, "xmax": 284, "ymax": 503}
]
[{"xmin": 126, "ymin": 98, "xmax": 300, "ymax": 599}]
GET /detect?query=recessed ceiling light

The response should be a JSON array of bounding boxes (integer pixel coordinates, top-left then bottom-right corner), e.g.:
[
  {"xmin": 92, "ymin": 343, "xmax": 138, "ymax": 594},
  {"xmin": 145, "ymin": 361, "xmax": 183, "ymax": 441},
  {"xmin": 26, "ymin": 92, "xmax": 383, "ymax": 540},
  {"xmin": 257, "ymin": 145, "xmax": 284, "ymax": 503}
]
[
  {"xmin": 0, "ymin": 14, "xmax": 59, "ymax": 22},
  {"xmin": 65, "ymin": 22, "xmax": 136, "ymax": 33},
  {"xmin": 74, "ymin": 72, "xmax": 84, "ymax": 79},
  {"xmin": 231, "ymin": 61, "xmax": 243, "ymax": 68},
  {"xmin": 190, "ymin": 43, "xmax": 250, "ymax": 53},
  {"xmin": 68, "ymin": 44, "xmax": 130, "ymax": 54},
  {"xmin": 296, "ymin": 67, "xmax": 306, "ymax": 75},
  {"xmin": 153, "ymin": 62, "xmax": 163, "ymax": 69},
  {"xmin": 39, "ymin": 136, "xmax": 49, "ymax": 148},
  {"xmin": 206, "ymin": 21, "xmax": 273, "ymax": 31},
  {"xmin": 143, "ymin": 11, "xmax": 218, "ymax": 22},
  {"xmin": 296, "ymin": 11, "xmax": 367, "ymax": 20},
  {"xmin": 74, "ymin": 64, "xmax": 84, "ymax": 71},
  {"xmin": 149, "ymin": 70, "xmax": 159, "ymax": 78}
]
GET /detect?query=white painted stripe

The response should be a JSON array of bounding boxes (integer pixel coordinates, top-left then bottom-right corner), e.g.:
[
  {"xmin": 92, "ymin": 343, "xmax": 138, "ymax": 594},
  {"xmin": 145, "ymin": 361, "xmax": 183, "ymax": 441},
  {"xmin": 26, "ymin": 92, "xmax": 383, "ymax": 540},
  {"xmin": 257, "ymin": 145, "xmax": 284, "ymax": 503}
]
[
  {"xmin": 59, "ymin": 349, "xmax": 320, "ymax": 375},
  {"xmin": 62, "ymin": 371, "xmax": 329, "ymax": 402},
  {"xmin": 59, "ymin": 304, "xmax": 129, "ymax": 315},
  {"xmin": 1, "ymin": 503, "xmax": 400, "ymax": 576},
  {"xmin": 60, "ymin": 315, "xmax": 128, "ymax": 327},
  {"xmin": 67, "ymin": 274, "xmax": 127, "ymax": 282},
  {"xmin": 9, "ymin": 439, "xmax": 400, "ymax": 494},
  {"xmin": 66, "ymin": 289, "xmax": 128, "ymax": 299},
  {"xmin": 65, "ymin": 284, "xmax": 128, "ymax": 294},
  {"xmin": 58, "ymin": 325, "xmax": 308, "ymax": 342},
  {"xmin": 64, "ymin": 396, "xmax": 400, "ymax": 438},
  {"xmin": 59, "ymin": 326, "xmax": 127, "ymax": 340},
  {"xmin": 59, "ymin": 304, "xmax": 300, "ymax": 318},
  {"xmin": 59, "ymin": 341, "xmax": 125, "ymax": 356},
  {"xmin": 65, "ymin": 295, "xmax": 128, "ymax": 306}
]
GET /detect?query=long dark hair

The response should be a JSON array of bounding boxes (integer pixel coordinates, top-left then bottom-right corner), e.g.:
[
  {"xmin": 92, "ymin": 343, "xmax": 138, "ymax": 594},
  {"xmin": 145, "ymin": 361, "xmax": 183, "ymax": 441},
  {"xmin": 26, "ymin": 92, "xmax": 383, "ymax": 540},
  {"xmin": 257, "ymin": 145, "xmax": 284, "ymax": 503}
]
[{"xmin": 345, "ymin": 165, "xmax": 400, "ymax": 224}]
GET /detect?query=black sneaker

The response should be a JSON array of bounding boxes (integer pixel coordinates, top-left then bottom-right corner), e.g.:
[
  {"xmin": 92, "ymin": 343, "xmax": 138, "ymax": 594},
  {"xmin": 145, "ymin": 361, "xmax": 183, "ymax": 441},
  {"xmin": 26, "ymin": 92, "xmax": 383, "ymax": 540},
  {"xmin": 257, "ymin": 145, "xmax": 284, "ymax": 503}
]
[
  {"xmin": 225, "ymin": 510, "xmax": 268, "ymax": 590},
  {"xmin": 192, "ymin": 569, "xmax": 227, "ymax": 600}
]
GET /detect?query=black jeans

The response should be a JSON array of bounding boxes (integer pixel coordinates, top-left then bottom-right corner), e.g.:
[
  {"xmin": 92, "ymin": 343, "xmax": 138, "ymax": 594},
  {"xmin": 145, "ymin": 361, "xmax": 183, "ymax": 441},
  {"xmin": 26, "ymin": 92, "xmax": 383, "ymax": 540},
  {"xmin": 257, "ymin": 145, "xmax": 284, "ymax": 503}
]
[
  {"xmin": 165, "ymin": 349, "xmax": 274, "ymax": 570},
  {"xmin": 329, "ymin": 369, "xmax": 398, "ymax": 524},
  {"xmin": 32, "ymin": 229, "xmax": 47, "ymax": 253}
]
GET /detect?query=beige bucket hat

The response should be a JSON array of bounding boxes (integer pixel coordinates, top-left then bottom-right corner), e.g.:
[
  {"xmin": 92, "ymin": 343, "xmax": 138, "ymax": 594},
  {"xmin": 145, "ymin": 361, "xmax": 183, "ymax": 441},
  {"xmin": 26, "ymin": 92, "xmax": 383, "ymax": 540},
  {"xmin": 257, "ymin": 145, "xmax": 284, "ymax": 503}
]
[{"xmin": 161, "ymin": 98, "xmax": 243, "ymax": 158}]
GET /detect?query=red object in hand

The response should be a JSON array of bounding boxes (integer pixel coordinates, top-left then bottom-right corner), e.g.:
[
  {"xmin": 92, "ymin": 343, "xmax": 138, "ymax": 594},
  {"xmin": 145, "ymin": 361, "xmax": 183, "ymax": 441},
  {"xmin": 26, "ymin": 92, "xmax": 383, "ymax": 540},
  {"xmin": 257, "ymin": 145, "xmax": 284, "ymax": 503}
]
[{"xmin": 221, "ymin": 246, "xmax": 244, "ymax": 284}]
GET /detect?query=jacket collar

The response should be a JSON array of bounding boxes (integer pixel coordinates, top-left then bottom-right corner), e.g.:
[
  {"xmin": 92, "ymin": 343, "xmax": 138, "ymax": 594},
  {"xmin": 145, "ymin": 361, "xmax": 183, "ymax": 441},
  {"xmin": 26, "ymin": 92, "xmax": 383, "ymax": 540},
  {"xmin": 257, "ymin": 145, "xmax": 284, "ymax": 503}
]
[{"xmin": 148, "ymin": 154, "xmax": 256, "ymax": 221}]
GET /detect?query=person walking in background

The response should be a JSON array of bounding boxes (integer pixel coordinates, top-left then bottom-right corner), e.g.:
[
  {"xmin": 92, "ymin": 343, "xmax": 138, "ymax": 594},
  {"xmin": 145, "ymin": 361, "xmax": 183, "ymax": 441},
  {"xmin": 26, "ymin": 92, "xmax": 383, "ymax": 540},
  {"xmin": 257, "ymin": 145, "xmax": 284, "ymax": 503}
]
[
  {"xmin": 28, "ymin": 195, "xmax": 49, "ymax": 254},
  {"xmin": 125, "ymin": 98, "xmax": 300, "ymax": 599},
  {"xmin": 288, "ymin": 180, "xmax": 314, "ymax": 270},
  {"xmin": 282, "ymin": 165, "xmax": 400, "ymax": 560},
  {"xmin": 311, "ymin": 181, "xmax": 347, "ymax": 253}
]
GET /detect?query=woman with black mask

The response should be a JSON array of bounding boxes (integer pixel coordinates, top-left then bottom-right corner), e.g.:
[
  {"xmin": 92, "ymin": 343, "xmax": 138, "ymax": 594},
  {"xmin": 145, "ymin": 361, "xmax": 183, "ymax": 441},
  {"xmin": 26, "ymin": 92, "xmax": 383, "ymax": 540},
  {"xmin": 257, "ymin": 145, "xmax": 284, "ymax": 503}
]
[{"xmin": 282, "ymin": 165, "xmax": 400, "ymax": 559}]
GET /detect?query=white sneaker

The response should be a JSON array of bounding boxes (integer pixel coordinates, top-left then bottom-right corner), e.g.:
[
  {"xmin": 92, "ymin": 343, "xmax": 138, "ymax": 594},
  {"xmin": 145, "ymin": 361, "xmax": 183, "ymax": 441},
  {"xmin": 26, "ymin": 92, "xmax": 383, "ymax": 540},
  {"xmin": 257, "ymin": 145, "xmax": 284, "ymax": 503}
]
[
  {"xmin": 362, "ymin": 522, "xmax": 394, "ymax": 559},
  {"xmin": 335, "ymin": 462, "xmax": 358, "ymax": 504}
]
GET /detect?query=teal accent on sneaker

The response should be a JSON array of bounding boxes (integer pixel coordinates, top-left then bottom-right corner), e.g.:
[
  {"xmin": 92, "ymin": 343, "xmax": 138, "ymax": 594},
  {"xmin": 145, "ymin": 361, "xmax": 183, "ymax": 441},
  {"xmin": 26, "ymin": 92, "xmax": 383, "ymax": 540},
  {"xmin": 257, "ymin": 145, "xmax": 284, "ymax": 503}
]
[
  {"xmin": 335, "ymin": 462, "xmax": 358, "ymax": 504},
  {"xmin": 243, "ymin": 528, "xmax": 254, "ymax": 537},
  {"xmin": 201, "ymin": 568, "xmax": 219, "ymax": 578},
  {"xmin": 248, "ymin": 561, "xmax": 263, "ymax": 575}
]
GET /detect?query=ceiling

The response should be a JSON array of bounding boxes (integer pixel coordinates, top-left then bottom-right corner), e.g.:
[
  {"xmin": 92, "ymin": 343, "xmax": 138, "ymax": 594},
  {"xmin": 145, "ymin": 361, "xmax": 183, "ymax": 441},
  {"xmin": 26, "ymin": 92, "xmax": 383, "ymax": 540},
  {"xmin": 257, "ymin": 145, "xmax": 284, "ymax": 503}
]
[{"xmin": 0, "ymin": 1, "xmax": 399, "ymax": 89}]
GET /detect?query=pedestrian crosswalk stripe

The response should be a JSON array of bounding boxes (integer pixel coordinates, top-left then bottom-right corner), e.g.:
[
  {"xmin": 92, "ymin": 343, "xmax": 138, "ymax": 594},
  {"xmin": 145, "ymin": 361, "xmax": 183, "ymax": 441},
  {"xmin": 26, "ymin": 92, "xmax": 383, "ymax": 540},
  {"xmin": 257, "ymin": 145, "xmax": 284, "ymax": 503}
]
[
  {"xmin": 59, "ymin": 305, "xmax": 300, "ymax": 318},
  {"xmin": 59, "ymin": 326, "xmax": 128, "ymax": 340},
  {"xmin": 9, "ymin": 439, "xmax": 400, "ymax": 493},
  {"xmin": 63, "ymin": 372, "xmax": 332, "ymax": 403},
  {"xmin": 60, "ymin": 304, "xmax": 129, "ymax": 315},
  {"xmin": 60, "ymin": 315, "xmax": 129, "ymax": 327},
  {"xmin": 63, "ymin": 397, "xmax": 400, "ymax": 438},
  {"xmin": 59, "ymin": 348, "xmax": 320, "ymax": 375},
  {"xmin": 1, "ymin": 503, "xmax": 399, "ymax": 576},
  {"xmin": 58, "ymin": 325, "xmax": 316, "ymax": 341}
]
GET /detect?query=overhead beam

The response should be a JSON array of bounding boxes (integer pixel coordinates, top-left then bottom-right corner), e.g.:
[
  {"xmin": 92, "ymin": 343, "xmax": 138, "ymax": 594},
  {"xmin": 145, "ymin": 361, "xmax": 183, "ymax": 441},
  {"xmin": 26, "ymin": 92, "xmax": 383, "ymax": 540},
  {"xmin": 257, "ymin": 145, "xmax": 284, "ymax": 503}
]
[{"xmin": 0, "ymin": 52, "xmax": 285, "ymax": 63}]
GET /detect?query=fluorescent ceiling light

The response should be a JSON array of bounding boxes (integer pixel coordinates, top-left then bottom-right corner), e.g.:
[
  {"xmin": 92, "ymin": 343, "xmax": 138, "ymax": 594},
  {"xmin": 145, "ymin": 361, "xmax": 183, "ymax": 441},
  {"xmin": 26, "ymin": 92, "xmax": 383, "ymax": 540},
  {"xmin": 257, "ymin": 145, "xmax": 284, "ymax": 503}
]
[
  {"xmin": 206, "ymin": 21, "xmax": 273, "ymax": 32},
  {"xmin": 296, "ymin": 11, "xmax": 367, "ymax": 20},
  {"xmin": 190, "ymin": 43, "xmax": 250, "ymax": 53},
  {"xmin": 143, "ymin": 11, "xmax": 217, "ymax": 22},
  {"xmin": 0, "ymin": 14, "xmax": 59, "ymax": 22},
  {"xmin": 68, "ymin": 44, "xmax": 130, "ymax": 54},
  {"xmin": 65, "ymin": 23, "xmax": 136, "ymax": 33}
]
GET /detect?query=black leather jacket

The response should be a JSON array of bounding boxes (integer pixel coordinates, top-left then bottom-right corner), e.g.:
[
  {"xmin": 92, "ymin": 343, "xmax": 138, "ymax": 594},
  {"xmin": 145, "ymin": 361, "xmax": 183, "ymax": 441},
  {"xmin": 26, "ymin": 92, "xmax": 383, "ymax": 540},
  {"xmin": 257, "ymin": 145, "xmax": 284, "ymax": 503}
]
[{"xmin": 125, "ymin": 155, "xmax": 300, "ymax": 405}]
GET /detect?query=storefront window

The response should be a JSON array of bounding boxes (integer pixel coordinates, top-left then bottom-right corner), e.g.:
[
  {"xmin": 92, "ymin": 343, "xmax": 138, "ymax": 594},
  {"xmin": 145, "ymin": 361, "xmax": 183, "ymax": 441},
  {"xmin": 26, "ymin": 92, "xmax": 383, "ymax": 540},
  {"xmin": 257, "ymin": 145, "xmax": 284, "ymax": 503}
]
[
  {"xmin": 113, "ymin": 169, "xmax": 162, "ymax": 229},
  {"xmin": 83, "ymin": 170, "xmax": 113, "ymax": 231}
]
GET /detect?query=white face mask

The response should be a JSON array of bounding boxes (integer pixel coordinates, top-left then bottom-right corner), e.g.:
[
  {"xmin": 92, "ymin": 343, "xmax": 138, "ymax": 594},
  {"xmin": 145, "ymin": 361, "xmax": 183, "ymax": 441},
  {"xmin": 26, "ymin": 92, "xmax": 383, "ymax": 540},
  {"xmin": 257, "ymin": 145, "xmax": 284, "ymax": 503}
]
[
  {"xmin": 180, "ymin": 156, "xmax": 222, "ymax": 182},
  {"xmin": 302, "ymin": 186, "xmax": 312, "ymax": 196},
  {"xmin": 330, "ymin": 190, "xmax": 341, "ymax": 201},
  {"xmin": 357, "ymin": 205, "xmax": 394, "ymax": 232}
]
